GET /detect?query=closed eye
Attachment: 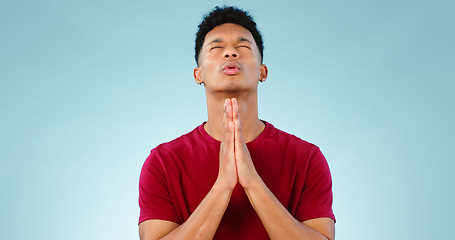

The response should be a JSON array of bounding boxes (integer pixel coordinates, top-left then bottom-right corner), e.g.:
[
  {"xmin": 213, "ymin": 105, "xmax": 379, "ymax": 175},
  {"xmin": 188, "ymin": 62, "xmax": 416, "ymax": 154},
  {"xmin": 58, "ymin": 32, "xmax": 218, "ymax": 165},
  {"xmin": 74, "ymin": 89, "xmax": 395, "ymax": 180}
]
[
  {"xmin": 238, "ymin": 45, "xmax": 251, "ymax": 49},
  {"xmin": 210, "ymin": 46, "xmax": 223, "ymax": 51}
]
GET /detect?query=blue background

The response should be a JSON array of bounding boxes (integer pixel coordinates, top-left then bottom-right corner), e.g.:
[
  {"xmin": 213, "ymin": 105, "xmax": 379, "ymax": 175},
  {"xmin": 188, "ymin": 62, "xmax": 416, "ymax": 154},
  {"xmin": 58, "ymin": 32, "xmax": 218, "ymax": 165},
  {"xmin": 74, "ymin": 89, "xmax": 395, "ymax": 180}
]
[{"xmin": 1, "ymin": 0, "xmax": 454, "ymax": 239}]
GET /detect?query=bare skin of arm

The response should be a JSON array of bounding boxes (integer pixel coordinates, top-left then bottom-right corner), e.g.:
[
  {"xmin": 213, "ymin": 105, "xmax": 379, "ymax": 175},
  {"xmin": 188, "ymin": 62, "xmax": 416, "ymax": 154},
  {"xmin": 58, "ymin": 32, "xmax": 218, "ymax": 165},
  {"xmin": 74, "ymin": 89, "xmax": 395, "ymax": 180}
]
[
  {"xmin": 231, "ymin": 98, "xmax": 335, "ymax": 240},
  {"xmin": 139, "ymin": 100, "xmax": 238, "ymax": 240}
]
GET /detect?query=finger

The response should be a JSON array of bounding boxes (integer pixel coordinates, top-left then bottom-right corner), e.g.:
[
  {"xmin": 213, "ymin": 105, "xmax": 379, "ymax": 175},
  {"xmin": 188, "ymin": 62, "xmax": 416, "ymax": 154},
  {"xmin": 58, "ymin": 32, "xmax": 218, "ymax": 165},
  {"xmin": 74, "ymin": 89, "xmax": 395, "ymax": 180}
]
[
  {"xmin": 222, "ymin": 99, "xmax": 230, "ymax": 144},
  {"xmin": 220, "ymin": 120, "xmax": 234, "ymax": 163},
  {"xmin": 225, "ymin": 98, "xmax": 232, "ymax": 135},
  {"xmin": 234, "ymin": 119, "xmax": 244, "ymax": 146},
  {"xmin": 228, "ymin": 121, "xmax": 235, "ymax": 151},
  {"xmin": 226, "ymin": 98, "xmax": 233, "ymax": 122},
  {"xmin": 231, "ymin": 99, "xmax": 242, "ymax": 149},
  {"xmin": 232, "ymin": 98, "xmax": 239, "ymax": 122}
]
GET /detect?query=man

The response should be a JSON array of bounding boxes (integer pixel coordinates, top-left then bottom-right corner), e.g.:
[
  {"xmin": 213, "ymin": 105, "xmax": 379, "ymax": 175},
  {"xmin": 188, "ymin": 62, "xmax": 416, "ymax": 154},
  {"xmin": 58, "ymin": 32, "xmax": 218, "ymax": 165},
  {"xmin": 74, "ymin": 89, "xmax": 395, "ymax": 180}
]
[{"xmin": 139, "ymin": 6, "xmax": 335, "ymax": 240}]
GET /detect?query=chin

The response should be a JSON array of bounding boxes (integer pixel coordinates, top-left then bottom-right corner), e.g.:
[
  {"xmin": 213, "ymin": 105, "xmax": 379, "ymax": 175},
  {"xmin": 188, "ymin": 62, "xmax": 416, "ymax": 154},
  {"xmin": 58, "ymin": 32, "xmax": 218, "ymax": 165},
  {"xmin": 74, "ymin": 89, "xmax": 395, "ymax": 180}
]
[{"xmin": 215, "ymin": 84, "xmax": 255, "ymax": 94}]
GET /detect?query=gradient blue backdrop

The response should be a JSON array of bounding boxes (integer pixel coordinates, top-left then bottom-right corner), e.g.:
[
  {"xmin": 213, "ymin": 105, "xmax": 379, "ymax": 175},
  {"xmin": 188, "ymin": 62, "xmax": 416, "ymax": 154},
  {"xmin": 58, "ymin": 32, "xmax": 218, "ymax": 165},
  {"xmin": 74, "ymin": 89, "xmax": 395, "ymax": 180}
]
[{"xmin": 1, "ymin": 0, "xmax": 454, "ymax": 239}]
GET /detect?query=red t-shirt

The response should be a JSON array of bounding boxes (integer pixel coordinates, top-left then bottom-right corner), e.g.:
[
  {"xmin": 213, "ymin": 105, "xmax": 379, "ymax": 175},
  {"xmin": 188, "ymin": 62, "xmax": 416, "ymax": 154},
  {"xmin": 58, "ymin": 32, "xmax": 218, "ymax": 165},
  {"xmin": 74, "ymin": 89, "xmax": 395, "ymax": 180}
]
[{"xmin": 139, "ymin": 122, "xmax": 334, "ymax": 239}]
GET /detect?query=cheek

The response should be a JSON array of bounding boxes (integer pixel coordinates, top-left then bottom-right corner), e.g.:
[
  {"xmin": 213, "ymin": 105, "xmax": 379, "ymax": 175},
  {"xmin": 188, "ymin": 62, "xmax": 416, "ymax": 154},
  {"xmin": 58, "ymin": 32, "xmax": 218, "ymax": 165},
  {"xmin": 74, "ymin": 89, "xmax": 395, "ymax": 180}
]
[
  {"xmin": 200, "ymin": 61, "xmax": 218, "ymax": 78},
  {"xmin": 244, "ymin": 61, "xmax": 262, "ymax": 76}
]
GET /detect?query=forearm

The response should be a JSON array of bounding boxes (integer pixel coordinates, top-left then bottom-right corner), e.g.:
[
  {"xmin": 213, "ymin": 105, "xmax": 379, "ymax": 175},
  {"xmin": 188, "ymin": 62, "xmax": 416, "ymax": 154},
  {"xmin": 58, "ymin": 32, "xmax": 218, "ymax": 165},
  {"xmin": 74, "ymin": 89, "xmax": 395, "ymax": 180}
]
[
  {"xmin": 244, "ymin": 180, "xmax": 330, "ymax": 240},
  {"xmin": 160, "ymin": 182, "xmax": 232, "ymax": 240}
]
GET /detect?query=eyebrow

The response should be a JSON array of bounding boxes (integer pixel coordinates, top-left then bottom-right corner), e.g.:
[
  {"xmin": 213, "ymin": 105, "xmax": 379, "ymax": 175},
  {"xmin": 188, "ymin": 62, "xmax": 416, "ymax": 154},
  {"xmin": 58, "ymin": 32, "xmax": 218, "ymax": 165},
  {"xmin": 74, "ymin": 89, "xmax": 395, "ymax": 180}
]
[
  {"xmin": 238, "ymin": 37, "xmax": 252, "ymax": 44},
  {"xmin": 207, "ymin": 38, "xmax": 223, "ymax": 45}
]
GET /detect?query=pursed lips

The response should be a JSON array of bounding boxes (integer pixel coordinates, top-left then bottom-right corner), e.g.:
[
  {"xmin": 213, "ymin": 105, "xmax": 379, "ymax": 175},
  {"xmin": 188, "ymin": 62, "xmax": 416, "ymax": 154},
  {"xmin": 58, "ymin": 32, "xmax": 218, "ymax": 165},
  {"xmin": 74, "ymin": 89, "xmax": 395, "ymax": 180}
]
[{"xmin": 222, "ymin": 61, "xmax": 241, "ymax": 75}]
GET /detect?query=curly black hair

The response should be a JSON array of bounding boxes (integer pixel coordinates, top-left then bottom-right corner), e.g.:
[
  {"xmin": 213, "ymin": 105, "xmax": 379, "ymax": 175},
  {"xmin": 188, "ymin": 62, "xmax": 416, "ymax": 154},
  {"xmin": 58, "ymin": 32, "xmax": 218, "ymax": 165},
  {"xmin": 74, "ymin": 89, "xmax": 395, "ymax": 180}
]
[{"xmin": 195, "ymin": 6, "xmax": 264, "ymax": 65}]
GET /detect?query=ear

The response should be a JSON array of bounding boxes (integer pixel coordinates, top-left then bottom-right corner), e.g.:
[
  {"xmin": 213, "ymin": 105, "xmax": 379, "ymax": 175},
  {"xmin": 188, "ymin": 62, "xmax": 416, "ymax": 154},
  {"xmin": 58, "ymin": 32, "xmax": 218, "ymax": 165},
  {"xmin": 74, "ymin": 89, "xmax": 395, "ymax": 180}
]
[
  {"xmin": 259, "ymin": 64, "xmax": 268, "ymax": 82},
  {"xmin": 194, "ymin": 67, "xmax": 203, "ymax": 85}
]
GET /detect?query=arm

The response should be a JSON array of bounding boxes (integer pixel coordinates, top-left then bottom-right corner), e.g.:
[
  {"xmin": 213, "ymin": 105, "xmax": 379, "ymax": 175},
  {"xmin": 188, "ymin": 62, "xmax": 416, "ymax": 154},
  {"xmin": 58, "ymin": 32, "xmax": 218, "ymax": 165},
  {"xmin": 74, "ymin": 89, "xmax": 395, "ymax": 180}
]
[
  {"xmin": 139, "ymin": 100, "xmax": 238, "ymax": 240},
  {"xmin": 243, "ymin": 180, "xmax": 335, "ymax": 240},
  {"xmin": 231, "ymin": 98, "xmax": 335, "ymax": 240},
  {"xmin": 139, "ymin": 182, "xmax": 234, "ymax": 240}
]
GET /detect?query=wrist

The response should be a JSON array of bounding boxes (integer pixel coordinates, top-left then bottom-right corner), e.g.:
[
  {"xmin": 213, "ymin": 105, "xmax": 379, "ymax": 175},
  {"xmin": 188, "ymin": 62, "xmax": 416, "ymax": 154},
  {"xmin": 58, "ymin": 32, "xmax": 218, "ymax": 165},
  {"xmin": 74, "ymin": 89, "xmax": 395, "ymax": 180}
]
[
  {"xmin": 213, "ymin": 178, "xmax": 236, "ymax": 193},
  {"xmin": 241, "ymin": 174, "xmax": 263, "ymax": 192}
]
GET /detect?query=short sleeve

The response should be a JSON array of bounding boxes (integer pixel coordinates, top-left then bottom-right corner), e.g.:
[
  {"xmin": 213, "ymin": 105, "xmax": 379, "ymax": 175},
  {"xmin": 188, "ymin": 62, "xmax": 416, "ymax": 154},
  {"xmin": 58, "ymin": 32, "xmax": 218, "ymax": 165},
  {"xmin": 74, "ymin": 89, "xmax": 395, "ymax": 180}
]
[
  {"xmin": 138, "ymin": 148, "xmax": 181, "ymax": 224},
  {"xmin": 295, "ymin": 147, "xmax": 335, "ymax": 222}
]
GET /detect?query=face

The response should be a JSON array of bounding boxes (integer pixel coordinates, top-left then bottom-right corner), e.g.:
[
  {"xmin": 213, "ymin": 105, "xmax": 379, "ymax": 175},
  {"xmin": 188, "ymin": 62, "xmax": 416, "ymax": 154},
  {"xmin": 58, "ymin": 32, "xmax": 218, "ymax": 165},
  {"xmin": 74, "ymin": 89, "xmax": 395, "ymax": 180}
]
[{"xmin": 194, "ymin": 23, "xmax": 268, "ymax": 94}]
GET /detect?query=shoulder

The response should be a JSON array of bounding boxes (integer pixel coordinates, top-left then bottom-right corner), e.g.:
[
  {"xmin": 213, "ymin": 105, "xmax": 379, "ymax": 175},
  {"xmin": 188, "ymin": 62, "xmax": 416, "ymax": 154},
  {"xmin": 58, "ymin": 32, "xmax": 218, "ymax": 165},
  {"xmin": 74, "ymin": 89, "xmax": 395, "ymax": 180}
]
[
  {"xmin": 143, "ymin": 124, "xmax": 203, "ymax": 166},
  {"xmin": 262, "ymin": 122, "xmax": 328, "ymax": 169},
  {"xmin": 152, "ymin": 124, "xmax": 202, "ymax": 154},
  {"xmin": 266, "ymin": 122, "xmax": 321, "ymax": 153}
]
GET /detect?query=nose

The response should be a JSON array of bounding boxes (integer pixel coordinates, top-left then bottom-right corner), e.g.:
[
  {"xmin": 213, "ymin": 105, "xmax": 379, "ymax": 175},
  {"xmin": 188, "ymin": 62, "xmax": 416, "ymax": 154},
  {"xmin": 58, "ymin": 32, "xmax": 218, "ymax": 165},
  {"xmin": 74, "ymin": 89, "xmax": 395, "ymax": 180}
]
[
  {"xmin": 224, "ymin": 46, "xmax": 239, "ymax": 59},
  {"xmin": 224, "ymin": 53, "xmax": 237, "ymax": 58}
]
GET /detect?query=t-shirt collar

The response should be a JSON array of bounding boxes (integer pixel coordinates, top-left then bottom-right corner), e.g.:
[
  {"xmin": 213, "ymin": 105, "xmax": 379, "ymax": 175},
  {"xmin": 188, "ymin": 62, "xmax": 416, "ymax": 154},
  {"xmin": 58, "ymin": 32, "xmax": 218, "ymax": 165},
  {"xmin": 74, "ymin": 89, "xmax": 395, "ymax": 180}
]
[{"xmin": 197, "ymin": 120, "xmax": 272, "ymax": 146}]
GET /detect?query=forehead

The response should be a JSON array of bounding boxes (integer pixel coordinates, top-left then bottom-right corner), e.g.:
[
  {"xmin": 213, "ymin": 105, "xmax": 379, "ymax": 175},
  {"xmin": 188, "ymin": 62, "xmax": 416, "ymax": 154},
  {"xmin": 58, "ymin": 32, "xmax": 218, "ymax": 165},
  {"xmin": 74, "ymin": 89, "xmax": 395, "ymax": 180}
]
[{"xmin": 204, "ymin": 23, "xmax": 256, "ymax": 45}]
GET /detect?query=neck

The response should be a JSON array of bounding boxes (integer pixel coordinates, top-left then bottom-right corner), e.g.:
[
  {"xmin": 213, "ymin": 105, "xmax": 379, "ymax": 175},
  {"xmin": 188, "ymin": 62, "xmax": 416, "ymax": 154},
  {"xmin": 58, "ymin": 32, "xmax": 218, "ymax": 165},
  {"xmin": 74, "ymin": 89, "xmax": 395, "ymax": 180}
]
[{"xmin": 204, "ymin": 91, "xmax": 264, "ymax": 142}]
